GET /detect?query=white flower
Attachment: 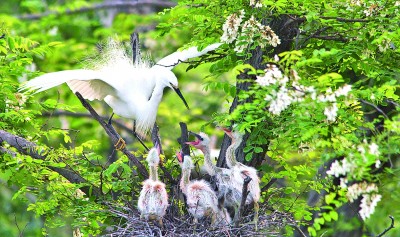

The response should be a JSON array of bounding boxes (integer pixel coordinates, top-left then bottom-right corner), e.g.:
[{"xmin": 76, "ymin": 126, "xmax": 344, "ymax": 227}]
[
  {"xmin": 326, "ymin": 160, "xmax": 345, "ymax": 177},
  {"xmin": 274, "ymin": 54, "xmax": 279, "ymax": 62},
  {"xmin": 359, "ymin": 194, "xmax": 381, "ymax": 220},
  {"xmin": 220, "ymin": 10, "xmax": 245, "ymax": 43},
  {"xmin": 368, "ymin": 143, "xmax": 380, "ymax": 156},
  {"xmin": 375, "ymin": 159, "xmax": 381, "ymax": 168},
  {"xmin": 324, "ymin": 103, "xmax": 338, "ymax": 122},
  {"xmin": 250, "ymin": 0, "xmax": 263, "ymax": 8},
  {"xmin": 335, "ymin": 84, "xmax": 352, "ymax": 97},
  {"xmin": 268, "ymin": 86, "xmax": 293, "ymax": 115}
]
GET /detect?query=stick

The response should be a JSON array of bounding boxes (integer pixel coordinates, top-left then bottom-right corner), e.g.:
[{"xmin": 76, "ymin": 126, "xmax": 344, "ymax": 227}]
[
  {"xmin": 177, "ymin": 122, "xmax": 190, "ymax": 155},
  {"xmin": 75, "ymin": 92, "xmax": 148, "ymax": 178},
  {"xmin": 236, "ymin": 175, "xmax": 252, "ymax": 227},
  {"xmin": 376, "ymin": 216, "xmax": 395, "ymax": 237}
]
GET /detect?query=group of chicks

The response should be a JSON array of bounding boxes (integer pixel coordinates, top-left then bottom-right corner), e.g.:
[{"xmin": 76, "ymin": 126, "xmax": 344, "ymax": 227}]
[{"xmin": 137, "ymin": 128, "xmax": 261, "ymax": 229}]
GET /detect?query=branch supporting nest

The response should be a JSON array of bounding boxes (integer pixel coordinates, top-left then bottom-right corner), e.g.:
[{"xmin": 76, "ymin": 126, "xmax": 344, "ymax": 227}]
[{"xmin": 75, "ymin": 92, "xmax": 149, "ymax": 178}]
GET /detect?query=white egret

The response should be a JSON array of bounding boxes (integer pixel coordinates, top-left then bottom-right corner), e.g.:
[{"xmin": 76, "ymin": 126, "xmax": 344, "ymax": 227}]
[
  {"xmin": 222, "ymin": 128, "xmax": 260, "ymax": 230},
  {"xmin": 19, "ymin": 38, "xmax": 222, "ymax": 147},
  {"xmin": 138, "ymin": 144, "xmax": 168, "ymax": 225},
  {"xmin": 186, "ymin": 132, "xmax": 243, "ymax": 222},
  {"xmin": 176, "ymin": 151, "xmax": 231, "ymax": 226}
]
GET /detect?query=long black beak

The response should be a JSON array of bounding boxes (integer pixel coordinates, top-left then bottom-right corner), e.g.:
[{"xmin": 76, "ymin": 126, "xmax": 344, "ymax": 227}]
[{"xmin": 172, "ymin": 87, "xmax": 190, "ymax": 110}]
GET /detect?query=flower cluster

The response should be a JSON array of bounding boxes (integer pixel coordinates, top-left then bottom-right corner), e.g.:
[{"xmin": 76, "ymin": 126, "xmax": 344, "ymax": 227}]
[
  {"xmin": 326, "ymin": 158, "xmax": 357, "ymax": 178},
  {"xmin": 326, "ymin": 140, "xmax": 382, "ymax": 220},
  {"xmin": 360, "ymin": 193, "xmax": 382, "ymax": 220},
  {"xmin": 249, "ymin": 0, "xmax": 263, "ymax": 8},
  {"xmin": 220, "ymin": 10, "xmax": 245, "ymax": 44},
  {"xmin": 220, "ymin": 10, "xmax": 280, "ymax": 53},
  {"xmin": 5, "ymin": 93, "xmax": 27, "ymax": 112},
  {"xmin": 346, "ymin": 182, "xmax": 381, "ymax": 220},
  {"xmin": 255, "ymin": 64, "xmax": 351, "ymax": 121}
]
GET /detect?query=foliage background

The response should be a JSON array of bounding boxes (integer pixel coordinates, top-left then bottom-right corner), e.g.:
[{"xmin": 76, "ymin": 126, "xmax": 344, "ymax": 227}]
[{"xmin": 0, "ymin": 0, "xmax": 399, "ymax": 236}]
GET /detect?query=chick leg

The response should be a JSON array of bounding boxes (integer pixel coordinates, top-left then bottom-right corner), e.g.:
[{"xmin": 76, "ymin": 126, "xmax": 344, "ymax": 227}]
[{"xmin": 253, "ymin": 201, "xmax": 259, "ymax": 231}]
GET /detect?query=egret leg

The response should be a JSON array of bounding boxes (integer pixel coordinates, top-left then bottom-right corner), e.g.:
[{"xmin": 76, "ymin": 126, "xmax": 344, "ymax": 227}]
[
  {"xmin": 114, "ymin": 137, "xmax": 126, "ymax": 150},
  {"xmin": 132, "ymin": 120, "xmax": 149, "ymax": 151}
]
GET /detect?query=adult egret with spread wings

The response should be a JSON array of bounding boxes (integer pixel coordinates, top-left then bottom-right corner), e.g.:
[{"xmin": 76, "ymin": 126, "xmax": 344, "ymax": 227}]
[{"xmin": 20, "ymin": 38, "xmax": 221, "ymax": 148}]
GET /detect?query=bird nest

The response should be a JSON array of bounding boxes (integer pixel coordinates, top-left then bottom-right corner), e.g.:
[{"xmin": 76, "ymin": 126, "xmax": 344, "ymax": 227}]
[{"xmin": 103, "ymin": 203, "xmax": 294, "ymax": 237}]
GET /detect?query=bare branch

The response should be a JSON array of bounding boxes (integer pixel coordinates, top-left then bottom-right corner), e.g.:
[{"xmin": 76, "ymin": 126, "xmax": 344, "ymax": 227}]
[
  {"xmin": 320, "ymin": 16, "xmax": 371, "ymax": 22},
  {"xmin": 177, "ymin": 122, "xmax": 190, "ymax": 155},
  {"xmin": 261, "ymin": 178, "xmax": 277, "ymax": 192},
  {"xmin": 376, "ymin": 215, "xmax": 395, "ymax": 237},
  {"xmin": 18, "ymin": 0, "xmax": 176, "ymax": 20},
  {"xmin": 0, "ymin": 129, "xmax": 101, "ymax": 197},
  {"xmin": 41, "ymin": 110, "xmax": 134, "ymax": 135},
  {"xmin": 74, "ymin": 92, "xmax": 149, "ymax": 178},
  {"xmin": 359, "ymin": 99, "xmax": 389, "ymax": 119}
]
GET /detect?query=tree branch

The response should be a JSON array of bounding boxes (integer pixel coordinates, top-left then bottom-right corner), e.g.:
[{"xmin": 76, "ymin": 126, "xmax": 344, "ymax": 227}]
[
  {"xmin": 18, "ymin": 0, "xmax": 176, "ymax": 20},
  {"xmin": 41, "ymin": 110, "xmax": 135, "ymax": 135},
  {"xmin": 74, "ymin": 92, "xmax": 149, "ymax": 178},
  {"xmin": 320, "ymin": 16, "xmax": 371, "ymax": 22},
  {"xmin": 376, "ymin": 215, "xmax": 395, "ymax": 237},
  {"xmin": 0, "ymin": 129, "xmax": 101, "ymax": 197},
  {"xmin": 177, "ymin": 122, "xmax": 190, "ymax": 156}
]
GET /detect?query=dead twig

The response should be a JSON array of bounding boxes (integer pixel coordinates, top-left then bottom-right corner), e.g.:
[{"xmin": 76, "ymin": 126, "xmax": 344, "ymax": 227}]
[{"xmin": 376, "ymin": 215, "xmax": 395, "ymax": 237}]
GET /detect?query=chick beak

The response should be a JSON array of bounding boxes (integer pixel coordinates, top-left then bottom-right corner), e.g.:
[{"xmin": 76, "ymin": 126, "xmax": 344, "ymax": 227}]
[
  {"xmin": 176, "ymin": 150, "xmax": 184, "ymax": 163},
  {"xmin": 186, "ymin": 131, "xmax": 201, "ymax": 146},
  {"xmin": 172, "ymin": 86, "xmax": 190, "ymax": 110}
]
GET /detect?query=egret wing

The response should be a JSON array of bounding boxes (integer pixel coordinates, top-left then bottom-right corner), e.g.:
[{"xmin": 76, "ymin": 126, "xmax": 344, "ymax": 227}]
[
  {"xmin": 154, "ymin": 43, "xmax": 222, "ymax": 70},
  {"xmin": 19, "ymin": 69, "xmax": 119, "ymax": 101}
]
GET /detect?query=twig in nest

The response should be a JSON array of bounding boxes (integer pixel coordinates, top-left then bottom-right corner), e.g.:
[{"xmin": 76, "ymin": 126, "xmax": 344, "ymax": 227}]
[
  {"xmin": 376, "ymin": 215, "xmax": 395, "ymax": 237},
  {"xmin": 236, "ymin": 175, "xmax": 252, "ymax": 227}
]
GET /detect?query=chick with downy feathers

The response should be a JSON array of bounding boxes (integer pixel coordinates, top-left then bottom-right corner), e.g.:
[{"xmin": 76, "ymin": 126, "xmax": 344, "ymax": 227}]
[
  {"xmin": 177, "ymin": 151, "xmax": 231, "ymax": 226},
  {"xmin": 138, "ymin": 145, "xmax": 168, "ymax": 225}
]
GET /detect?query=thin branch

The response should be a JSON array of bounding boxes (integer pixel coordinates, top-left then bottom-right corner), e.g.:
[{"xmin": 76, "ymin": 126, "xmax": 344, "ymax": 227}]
[
  {"xmin": 75, "ymin": 92, "xmax": 149, "ymax": 178},
  {"xmin": 41, "ymin": 110, "xmax": 134, "ymax": 135},
  {"xmin": 236, "ymin": 175, "xmax": 252, "ymax": 227},
  {"xmin": 320, "ymin": 16, "xmax": 371, "ymax": 22},
  {"xmin": 18, "ymin": 0, "xmax": 176, "ymax": 20},
  {"xmin": 359, "ymin": 99, "xmax": 389, "ymax": 119},
  {"xmin": 0, "ymin": 129, "xmax": 101, "ymax": 198},
  {"xmin": 288, "ymin": 223, "xmax": 308, "ymax": 237},
  {"xmin": 261, "ymin": 178, "xmax": 277, "ymax": 192},
  {"xmin": 376, "ymin": 215, "xmax": 395, "ymax": 237}
]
